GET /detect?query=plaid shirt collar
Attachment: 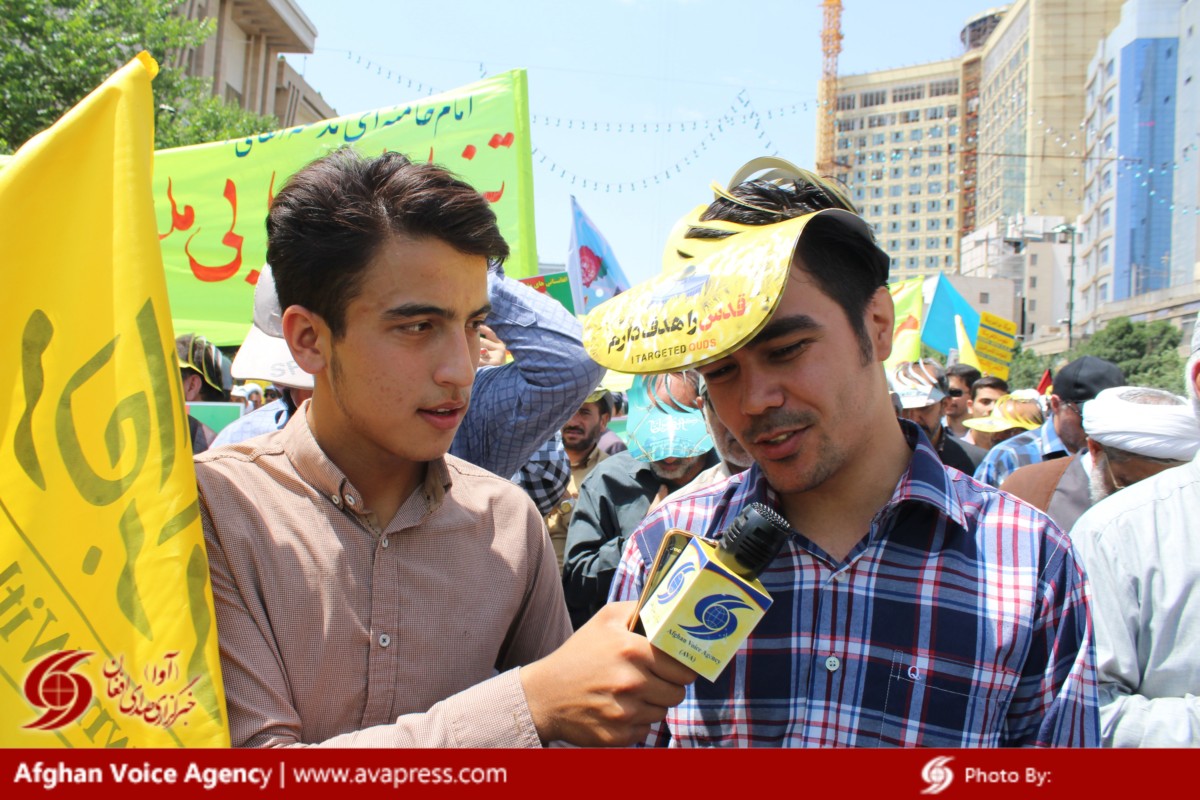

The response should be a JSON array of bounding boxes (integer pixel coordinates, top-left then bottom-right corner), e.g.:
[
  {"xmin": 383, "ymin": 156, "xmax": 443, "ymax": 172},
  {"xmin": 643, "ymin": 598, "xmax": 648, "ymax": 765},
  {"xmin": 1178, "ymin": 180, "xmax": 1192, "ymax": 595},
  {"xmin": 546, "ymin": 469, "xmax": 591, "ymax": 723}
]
[{"xmin": 721, "ymin": 419, "xmax": 968, "ymax": 553}]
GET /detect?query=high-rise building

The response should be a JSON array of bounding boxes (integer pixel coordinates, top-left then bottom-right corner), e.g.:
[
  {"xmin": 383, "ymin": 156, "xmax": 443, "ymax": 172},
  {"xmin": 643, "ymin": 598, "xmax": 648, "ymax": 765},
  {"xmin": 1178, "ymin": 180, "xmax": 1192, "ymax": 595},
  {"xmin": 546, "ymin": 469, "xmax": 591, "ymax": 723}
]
[
  {"xmin": 1173, "ymin": 0, "xmax": 1200, "ymax": 305},
  {"xmin": 830, "ymin": 60, "xmax": 965, "ymax": 283},
  {"xmin": 1074, "ymin": 0, "xmax": 1200, "ymax": 339},
  {"xmin": 974, "ymin": 0, "xmax": 1125, "ymax": 230}
]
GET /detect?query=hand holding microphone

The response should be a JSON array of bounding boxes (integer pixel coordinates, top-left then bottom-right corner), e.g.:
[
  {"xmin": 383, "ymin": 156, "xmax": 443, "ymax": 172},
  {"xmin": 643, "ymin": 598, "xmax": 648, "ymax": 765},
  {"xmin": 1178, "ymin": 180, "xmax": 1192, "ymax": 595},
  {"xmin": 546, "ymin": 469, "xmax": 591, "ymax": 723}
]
[{"xmin": 630, "ymin": 502, "xmax": 790, "ymax": 680}]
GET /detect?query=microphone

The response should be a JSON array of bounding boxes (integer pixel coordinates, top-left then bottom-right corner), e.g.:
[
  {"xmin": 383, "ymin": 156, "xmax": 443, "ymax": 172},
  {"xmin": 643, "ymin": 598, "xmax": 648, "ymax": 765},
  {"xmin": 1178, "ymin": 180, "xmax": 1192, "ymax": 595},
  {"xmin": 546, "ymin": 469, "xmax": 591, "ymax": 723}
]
[{"xmin": 632, "ymin": 502, "xmax": 790, "ymax": 680}]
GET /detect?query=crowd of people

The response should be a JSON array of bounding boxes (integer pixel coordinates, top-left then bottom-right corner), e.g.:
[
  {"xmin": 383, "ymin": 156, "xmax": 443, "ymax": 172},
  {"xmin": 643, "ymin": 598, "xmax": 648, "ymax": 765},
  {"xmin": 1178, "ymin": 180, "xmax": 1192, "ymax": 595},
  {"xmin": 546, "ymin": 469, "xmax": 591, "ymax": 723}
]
[{"xmin": 178, "ymin": 147, "xmax": 1200, "ymax": 748}]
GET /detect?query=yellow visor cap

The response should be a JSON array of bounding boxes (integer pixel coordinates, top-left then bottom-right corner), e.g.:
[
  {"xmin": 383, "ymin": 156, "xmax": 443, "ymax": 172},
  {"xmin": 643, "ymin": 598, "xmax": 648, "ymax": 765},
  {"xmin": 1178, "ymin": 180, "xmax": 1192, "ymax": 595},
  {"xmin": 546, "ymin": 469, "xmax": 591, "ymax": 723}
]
[{"xmin": 582, "ymin": 208, "xmax": 881, "ymax": 374}]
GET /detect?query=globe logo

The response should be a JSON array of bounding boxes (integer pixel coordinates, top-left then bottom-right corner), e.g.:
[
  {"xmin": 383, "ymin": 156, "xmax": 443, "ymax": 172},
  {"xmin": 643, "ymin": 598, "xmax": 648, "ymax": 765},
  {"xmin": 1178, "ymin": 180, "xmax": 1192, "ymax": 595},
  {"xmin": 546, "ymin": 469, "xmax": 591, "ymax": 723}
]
[
  {"xmin": 680, "ymin": 594, "xmax": 751, "ymax": 640},
  {"xmin": 23, "ymin": 650, "xmax": 95, "ymax": 730},
  {"xmin": 920, "ymin": 756, "xmax": 955, "ymax": 795},
  {"xmin": 655, "ymin": 563, "xmax": 696, "ymax": 604}
]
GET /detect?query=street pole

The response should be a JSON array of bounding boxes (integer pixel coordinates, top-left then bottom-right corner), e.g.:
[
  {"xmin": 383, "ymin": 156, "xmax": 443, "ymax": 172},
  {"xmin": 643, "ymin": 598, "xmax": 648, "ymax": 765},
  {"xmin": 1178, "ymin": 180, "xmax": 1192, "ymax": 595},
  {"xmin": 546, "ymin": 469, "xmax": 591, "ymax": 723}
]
[{"xmin": 1066, "ymin": 226, "xmax": 1075, "ymax": 351}]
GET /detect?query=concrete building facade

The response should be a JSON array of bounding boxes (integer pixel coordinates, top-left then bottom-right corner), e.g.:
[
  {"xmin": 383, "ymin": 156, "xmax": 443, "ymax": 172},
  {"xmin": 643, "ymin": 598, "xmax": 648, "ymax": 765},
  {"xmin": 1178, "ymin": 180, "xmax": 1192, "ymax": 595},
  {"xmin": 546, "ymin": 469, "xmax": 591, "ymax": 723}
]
[
  {"xmin": 831, "ymin": 60, "xmax": 964, "ymax": 284},
  {"xmin": 176, "ymin": 0, "xmax": 335, "ymax": 127},
  {"xmin": 1068, "ymin": 0, "xmax": 1200, "ymax": 347},
  {"xmin": 973, "ymin": 0, "xmax": 1125, "ymax": 229}
]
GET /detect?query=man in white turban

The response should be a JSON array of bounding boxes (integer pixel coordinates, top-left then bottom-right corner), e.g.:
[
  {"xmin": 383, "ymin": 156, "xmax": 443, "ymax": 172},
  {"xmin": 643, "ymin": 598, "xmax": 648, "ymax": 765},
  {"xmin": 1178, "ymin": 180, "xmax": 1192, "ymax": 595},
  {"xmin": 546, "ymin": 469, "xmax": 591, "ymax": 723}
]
[
  {"xmin": 1082, "ymin": 386, "xmax": 1200, "ymax": 502},
  {"xmin": 999, "ymin": 385, "xmax": 1197, "ymax": 531},
  {"xmin": 1070, "ymin": 314, "xmax": 1200, "ymax": 747}
]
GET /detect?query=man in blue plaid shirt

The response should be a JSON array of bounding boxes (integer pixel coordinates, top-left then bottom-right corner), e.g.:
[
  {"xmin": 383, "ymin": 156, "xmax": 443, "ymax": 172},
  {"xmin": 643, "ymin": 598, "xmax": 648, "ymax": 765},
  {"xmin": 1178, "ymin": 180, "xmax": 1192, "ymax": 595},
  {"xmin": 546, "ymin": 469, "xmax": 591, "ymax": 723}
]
[{"xmin": 603, "ymin": 161, "xmax": 1100, "ymax": 747}]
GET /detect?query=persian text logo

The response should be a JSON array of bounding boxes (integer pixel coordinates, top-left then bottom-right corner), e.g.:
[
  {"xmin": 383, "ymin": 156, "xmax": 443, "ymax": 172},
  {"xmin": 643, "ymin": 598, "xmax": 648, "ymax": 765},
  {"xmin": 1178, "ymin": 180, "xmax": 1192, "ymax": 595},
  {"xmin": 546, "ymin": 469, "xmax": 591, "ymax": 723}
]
[
  {"xmin": 920, "ymin": 756, "xmax": 955, "ymax": 795},
  {"xmin": 23, "ymin": 650, "xmax": 95, "ymax": 730}
]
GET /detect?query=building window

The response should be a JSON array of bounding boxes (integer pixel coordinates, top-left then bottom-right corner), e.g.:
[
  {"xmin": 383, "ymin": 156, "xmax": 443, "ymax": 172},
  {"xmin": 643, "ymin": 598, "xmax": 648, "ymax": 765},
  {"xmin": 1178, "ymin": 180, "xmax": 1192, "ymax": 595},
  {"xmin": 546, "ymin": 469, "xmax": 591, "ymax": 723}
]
[
  {"xmin": 837, "ymin": 94, "xmax": 857, "ymax": 111},
  {"xmin": 893, "ymin": 84, "xmax": 925, "ymax": 103},
  {"xmin": 944, "ymin": 255, "xmax": 954, "ymax": 267},
  {"xmin": 908, "ymin": 239, "xmax": 920, "ymax": 250},
  {"xmin": 1030, "ymin": 275, "xmax": 1038, "ymax": 288},
  {"xmin": 890, "ymin": 203, "xmax": 902, "ymax": 215},
  {"xmin": 1028, "ymin": 299, "xmax": 1037, "ymax": 311},
  {"xmin": 1030, "ymin": 254, "xmax": 1038, "ymax": 266},
  {"xmin": 927, "ymin": 218, "xmax": 941, "ymax": 231},
  {"xmin": 888, "ymin": 239, "xmax": 901, "ymax": 251},
  {"xmin": 929, "ymin": 78, "xmax": 959, "ymax": 97},
  {"xmin": 928, "ymin": 125, "xmax": 943, "ymax": 138},
  {"xmin": 926, "ymin": 237, "xmax": 940, "ymax": 249},
  {"xmin": 889, "ymin": 185, "xmax": 903, "ymax": 197},
  {"xmin": 927, "ymin": 181, "xmax": 942, "ymax": 194},
  {"xmin": 862, "ymin": 89, "xmax": 887, "ymax": 108},
  {"xmin": 909, "ymin": 201, "xmax": 921, "ymax": 214},
  {"xmin": 908, "ymin": 219, "xmax": 921, "ymax": 232},
  {"xmin": 872, "ymin": 133, "xmax": 886, "ymax": 145},
  {"xmin": 925, "ymin": 106, "xmax": 944, "ymax": 121},
  {"xmin": 908, "ymin": 183, "xmax": 922, "ymax": 195},
  {"xmin": 910, "ymin": 164, "xmax": 923, "ymax": 177},
  {"xmin": 979, "ymin": 292, "xmax": 990, "ymax": 304},
  {"xmin": 927, "ymin": 199, "xmax": 941, "ymax": 212},
  {"xmin": 1100, "ymin": 245, "xmax": 1110, "ymax": 264},
  {"xmin": 889, "ymin": 221, "xmax": 902, "ymax": 233},
  {"xmin": 900, "ymin": 110, "xmax": 921, "ymax": 123}
]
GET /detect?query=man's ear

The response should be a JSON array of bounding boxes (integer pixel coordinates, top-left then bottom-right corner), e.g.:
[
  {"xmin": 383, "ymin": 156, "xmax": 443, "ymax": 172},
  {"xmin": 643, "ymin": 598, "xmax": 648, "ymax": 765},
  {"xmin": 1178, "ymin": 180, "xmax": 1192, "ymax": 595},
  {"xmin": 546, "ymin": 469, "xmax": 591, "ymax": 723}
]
[
  {"xmin": 1048, "ymin": 394, "xmax": 1065, "ymax": 414},
  {"xmin": 181, "ymin": 372, "xmax": 202, "ymax": 402},
  {"xmin": 282, "ymin": 305, "xmax": 328, "ymax": 379},
  {"xmin": 1086, "ymin": 437, "xmax": 1103, "ymax": 461},
  {"xmin": 865, "ymin": 286, "xmax": 895, "ymax": 363}
]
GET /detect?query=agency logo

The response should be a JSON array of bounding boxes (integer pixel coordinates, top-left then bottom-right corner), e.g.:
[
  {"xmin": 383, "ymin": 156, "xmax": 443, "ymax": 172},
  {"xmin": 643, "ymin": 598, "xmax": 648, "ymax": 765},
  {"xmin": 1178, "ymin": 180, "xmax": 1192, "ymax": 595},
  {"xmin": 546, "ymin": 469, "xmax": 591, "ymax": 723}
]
[
  {"xmin": 920, "ymin": 755, "xmax": 955, "ymax": 795},
  {"xmin": 23, "ymin": 650, "xmax": 95, "ymax": 730},
  {"xmin": 680, "ymin": 594, "xmax": 751, "ymax": 640},
  {"xmin": 655, "ymin": 563, "xmax": 696, "ymax": 604}
]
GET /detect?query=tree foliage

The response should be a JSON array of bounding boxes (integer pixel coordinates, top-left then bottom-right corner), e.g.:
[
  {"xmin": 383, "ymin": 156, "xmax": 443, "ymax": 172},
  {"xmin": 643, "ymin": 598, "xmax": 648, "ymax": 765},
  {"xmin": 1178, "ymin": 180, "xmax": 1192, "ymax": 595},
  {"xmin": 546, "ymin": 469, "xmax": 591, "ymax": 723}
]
[
  {"xmin": 0, "ymin": 0, "xmax": 278, "ymax": 153},
  {"xmin": 1004, "ymin": 317, "xmax": 1186, "ymax": 396}
]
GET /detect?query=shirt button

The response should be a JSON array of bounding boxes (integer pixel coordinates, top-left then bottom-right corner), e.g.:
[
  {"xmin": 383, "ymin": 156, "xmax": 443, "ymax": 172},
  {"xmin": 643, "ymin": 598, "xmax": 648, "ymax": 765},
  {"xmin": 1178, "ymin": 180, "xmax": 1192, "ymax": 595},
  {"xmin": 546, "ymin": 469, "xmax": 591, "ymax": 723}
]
[
  {"xmin": 345, "ymin": 495, "xmax": 356, "ymax": 507},
  {"xmin": 331, "ymin": 495, "xmax": 341, "ymax": 506},
  {"xmin": 381, "ymin": 537, "xmax": 389, "ymax": 549},
  {"xmin": 825, "ymin": 655, "xmax": 841, "ymax": 672},
  {"xmin": 378, "ymin": 633, "xmax": 391, "ymax": 648}
]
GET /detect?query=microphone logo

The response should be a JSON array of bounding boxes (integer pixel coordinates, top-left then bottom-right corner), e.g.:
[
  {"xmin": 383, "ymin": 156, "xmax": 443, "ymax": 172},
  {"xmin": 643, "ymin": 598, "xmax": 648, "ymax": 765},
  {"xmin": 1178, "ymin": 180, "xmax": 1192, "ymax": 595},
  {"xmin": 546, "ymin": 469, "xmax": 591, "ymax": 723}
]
[
  {"xmin": 680, "ymin": 594, "xmax": 751, "ymax": 640},
  {"xmin": 655, "ymin": 562, "xmax": 696, "ymax": 603},
  {"xmin": 920, "ymin": 756, "xmax": 955, "ymax": 795}
]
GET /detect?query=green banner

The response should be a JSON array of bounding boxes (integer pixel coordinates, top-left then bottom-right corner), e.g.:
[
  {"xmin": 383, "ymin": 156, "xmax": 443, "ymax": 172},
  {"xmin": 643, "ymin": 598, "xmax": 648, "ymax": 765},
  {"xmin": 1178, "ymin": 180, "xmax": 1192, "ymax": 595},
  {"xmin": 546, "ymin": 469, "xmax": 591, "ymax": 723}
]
[
  {"xmin": 155, "ymin": 71, "xmax": 537, "ymax": 345},
  {"xmin": 518, "ymin": 271, "xmax": 576, "ymax": 315}
]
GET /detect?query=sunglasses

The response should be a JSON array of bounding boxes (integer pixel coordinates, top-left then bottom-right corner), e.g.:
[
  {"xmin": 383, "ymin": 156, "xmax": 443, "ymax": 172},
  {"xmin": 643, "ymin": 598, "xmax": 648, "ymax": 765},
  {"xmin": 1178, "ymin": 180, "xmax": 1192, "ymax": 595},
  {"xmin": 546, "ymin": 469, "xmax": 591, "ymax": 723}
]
[{"xmin": 947, "ymin": 388, "xmax": 964, "ymax": 398}]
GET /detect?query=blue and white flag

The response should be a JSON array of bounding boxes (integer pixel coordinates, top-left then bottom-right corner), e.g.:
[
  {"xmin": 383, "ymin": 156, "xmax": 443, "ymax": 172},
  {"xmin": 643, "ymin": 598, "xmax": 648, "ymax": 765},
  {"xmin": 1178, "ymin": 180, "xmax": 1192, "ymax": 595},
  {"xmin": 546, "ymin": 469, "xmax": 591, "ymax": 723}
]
[{"xmin": 567, "ymin": 195, "xmax": 630, "ymax": 315}]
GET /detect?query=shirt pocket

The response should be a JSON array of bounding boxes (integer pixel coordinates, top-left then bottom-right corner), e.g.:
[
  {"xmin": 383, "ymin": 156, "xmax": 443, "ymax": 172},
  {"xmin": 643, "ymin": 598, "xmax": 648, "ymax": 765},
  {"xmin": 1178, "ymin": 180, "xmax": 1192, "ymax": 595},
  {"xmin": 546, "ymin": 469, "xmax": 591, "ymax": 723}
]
[{"xmin": 874, "ymin": 649, "xmax": 1018, "ymax": 747}]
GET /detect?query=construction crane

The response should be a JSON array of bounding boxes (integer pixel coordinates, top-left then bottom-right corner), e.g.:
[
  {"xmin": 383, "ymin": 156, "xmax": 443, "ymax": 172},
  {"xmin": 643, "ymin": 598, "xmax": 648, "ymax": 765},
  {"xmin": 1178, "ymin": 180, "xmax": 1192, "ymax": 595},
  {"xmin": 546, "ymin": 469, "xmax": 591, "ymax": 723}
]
[{"xmin": 816, "ymin": 0, "xmax": 843, "ymax": 177}]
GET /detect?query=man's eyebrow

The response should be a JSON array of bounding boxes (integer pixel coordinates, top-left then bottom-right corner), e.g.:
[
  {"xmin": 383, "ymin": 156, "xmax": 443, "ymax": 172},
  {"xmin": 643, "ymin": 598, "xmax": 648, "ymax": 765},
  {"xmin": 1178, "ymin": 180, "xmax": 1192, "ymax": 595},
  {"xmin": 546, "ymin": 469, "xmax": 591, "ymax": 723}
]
[
  {"xmin": 746, "ymin": 314, "xmax": 822, "ymax": 348},
  {"xmin": 381, "ymin": 302, "xmax": 493, "ymax": 320}
]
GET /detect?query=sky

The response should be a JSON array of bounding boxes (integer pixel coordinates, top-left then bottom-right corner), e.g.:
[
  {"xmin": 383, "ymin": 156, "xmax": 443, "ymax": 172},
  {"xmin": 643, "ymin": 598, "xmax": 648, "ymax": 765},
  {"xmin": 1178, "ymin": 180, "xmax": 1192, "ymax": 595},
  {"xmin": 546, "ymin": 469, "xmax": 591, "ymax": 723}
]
[{"xmin": 290, "ymin": 0, "xmax": 988, "ymax": 287}]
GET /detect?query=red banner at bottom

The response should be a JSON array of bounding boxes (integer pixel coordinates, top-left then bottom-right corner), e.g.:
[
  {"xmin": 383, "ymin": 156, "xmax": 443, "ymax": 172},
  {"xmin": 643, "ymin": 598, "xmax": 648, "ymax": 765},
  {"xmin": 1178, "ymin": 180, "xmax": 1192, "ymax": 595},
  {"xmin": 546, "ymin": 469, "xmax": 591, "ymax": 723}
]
[{"xmin": 0, "ymin": 748, "xmax": 1185, "ymax": 799}]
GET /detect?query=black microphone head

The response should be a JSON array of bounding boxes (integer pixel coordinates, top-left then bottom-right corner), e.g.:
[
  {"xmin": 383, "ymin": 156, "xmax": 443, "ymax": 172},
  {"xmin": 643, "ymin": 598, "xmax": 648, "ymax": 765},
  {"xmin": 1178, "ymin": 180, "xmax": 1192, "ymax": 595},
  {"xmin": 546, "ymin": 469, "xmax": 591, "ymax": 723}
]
[{"xmin": 718, "ymin": 502, "xmax": 790, "ymax": 579}]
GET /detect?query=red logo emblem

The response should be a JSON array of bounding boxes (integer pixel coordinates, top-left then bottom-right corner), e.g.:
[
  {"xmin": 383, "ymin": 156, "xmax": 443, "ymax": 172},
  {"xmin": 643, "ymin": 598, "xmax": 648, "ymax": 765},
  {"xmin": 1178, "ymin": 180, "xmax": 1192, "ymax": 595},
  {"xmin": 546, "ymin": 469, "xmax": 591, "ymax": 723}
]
[{"xmin": 23, "ymin": 650, "xmax": 95, "ymax": 730}]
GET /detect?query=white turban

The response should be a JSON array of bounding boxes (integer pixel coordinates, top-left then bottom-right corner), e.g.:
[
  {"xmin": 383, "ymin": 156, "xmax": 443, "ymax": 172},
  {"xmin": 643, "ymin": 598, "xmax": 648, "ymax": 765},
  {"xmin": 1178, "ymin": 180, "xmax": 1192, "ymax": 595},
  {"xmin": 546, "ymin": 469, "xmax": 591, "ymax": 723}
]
[{"xmin": 1084, "ymin": 386, "xmax": 1200, "ymax": 461}]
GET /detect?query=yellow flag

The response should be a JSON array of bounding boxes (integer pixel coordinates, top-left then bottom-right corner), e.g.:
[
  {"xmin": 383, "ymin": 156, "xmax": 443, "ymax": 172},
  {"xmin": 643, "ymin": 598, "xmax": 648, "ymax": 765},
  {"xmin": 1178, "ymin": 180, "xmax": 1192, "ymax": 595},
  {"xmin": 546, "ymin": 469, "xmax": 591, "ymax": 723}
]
[
  {"xmin": 954, "ymin": 314, "xmax": 983, "ymax": 370},
  {"xmin": 0, "ymin": 54, "xmax": 229, "ymax": 746},
  {"xmin": 884, "ymin": 276, "xmax": 924, "ymax": 371}
]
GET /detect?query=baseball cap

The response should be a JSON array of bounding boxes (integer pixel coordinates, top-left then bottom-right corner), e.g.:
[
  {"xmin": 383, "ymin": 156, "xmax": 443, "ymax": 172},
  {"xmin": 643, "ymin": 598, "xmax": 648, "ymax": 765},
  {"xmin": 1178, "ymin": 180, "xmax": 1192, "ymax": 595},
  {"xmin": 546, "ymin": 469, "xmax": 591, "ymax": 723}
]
[
  {"xmin": 176, "ymin": 333, "xmax": 232, "ymax": 395},
  {"xmin": 230, "ymin": 264, "xmax": 315, "ymax": 390},
  {"xmin": 1051, "ymin": 356, "xmax": 1125, "ymax": 404},
  {"xmin": 963, "ymin": 391, "xmax": 1044, "ymax": 433},
  {"xmin": 891, "ymin": 360, "xmax": 948, "ymax": 409}
]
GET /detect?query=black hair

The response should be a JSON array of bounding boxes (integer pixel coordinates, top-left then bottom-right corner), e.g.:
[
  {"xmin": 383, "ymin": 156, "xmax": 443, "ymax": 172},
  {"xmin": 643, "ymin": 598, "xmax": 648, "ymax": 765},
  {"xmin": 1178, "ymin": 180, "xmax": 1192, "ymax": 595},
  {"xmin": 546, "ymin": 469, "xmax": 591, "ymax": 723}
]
[
  {"xmin": 970, "ymin": 375, "xmax": 1009, "ymax": 400},
  {"xmin": 686, "ymin": 177, "xmax": 886, "ymax": 364},
  {"xmin": 946, "ymin": 363, "xmax": 982, "ymax": 389},
  {"xmin": 266, "ymin": 148, "xmax": 509, "ymax": 338}
]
